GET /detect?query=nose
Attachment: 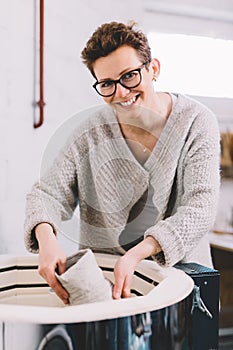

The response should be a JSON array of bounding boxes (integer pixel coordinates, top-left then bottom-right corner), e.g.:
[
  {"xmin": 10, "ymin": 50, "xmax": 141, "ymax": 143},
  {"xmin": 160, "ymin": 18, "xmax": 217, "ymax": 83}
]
[{"xmin": 115, "ymin": 82, "xmax": 130, "ymax": 98}]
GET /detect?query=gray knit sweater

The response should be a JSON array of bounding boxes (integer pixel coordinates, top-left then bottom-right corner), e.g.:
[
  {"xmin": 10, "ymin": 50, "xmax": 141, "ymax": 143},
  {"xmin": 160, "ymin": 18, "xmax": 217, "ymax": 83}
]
[{"xmin": 24, "ymin": 94, "xmax": 220, "ymax": 267}]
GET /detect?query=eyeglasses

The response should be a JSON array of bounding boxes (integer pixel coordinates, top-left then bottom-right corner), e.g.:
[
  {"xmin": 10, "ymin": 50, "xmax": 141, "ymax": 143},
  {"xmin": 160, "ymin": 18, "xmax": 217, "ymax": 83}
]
[{"xmin": 93, "ymin": 61, "xmax": 149, "ymax": 97}]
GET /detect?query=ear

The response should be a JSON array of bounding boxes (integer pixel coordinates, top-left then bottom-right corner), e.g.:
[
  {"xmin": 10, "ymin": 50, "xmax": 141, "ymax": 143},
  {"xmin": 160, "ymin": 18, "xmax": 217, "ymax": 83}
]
[{"xmin": 150, "ymin": 58, "xmax": 160, "ymax": 80}]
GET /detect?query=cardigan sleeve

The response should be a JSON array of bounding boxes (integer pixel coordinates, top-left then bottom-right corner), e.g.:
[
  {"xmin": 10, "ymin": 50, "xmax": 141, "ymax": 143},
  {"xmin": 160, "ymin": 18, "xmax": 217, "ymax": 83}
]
[
  {"xmin": 145, "ymin": 111, "xmax": 221, "ymax": 267},
  {"xmin": 24, "ymin": 143, "xmax": 79, "ymax": 253}
]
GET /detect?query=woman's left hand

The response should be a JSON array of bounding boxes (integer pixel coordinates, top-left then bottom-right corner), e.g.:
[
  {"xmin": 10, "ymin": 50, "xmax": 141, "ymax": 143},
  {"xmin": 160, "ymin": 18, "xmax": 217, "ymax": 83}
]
[
  {"xmin": 113, "ymin": 253, "xmax": 138, "ymax": 299},
  {"xmin": 112, "ymin": 236, "xmax": 162, "ymax": 299}
]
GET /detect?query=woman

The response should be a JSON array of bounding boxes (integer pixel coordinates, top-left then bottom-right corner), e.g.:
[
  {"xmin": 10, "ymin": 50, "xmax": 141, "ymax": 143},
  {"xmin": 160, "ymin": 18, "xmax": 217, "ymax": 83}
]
[{"xmin": 24, "ymin": 21, "xmax": 220, "ymax": 304}]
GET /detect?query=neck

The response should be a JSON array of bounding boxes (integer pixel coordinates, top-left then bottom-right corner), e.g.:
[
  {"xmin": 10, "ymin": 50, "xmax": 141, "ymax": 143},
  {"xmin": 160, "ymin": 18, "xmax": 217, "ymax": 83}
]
[
  {"xmin": 153, "ymin": 92, "xmax": 172, "ymax": 118},
  {"xmin": 116, "ymin": 92, "xmax": 172, "ymax": 136}
]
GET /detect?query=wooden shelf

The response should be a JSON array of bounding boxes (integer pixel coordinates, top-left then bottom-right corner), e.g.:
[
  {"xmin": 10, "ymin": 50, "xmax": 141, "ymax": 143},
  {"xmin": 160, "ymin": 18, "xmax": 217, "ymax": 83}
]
[{"xmin": 209, "ymin": 231, "xmax": 233, "ymax": 253}]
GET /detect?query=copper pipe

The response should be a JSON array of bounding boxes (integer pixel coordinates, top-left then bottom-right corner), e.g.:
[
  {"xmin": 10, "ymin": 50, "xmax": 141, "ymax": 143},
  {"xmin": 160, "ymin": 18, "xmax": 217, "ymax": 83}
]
[{"xmin": 34, "ymin": 0, "xmax": 45, "ymax": 128}]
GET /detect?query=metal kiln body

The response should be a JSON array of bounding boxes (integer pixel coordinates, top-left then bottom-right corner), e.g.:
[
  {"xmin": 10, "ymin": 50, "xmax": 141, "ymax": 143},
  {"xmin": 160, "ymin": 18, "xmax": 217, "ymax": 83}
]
[{"xmin": 0, "ymin": 254, "xmax": 219, "ymax": 349}]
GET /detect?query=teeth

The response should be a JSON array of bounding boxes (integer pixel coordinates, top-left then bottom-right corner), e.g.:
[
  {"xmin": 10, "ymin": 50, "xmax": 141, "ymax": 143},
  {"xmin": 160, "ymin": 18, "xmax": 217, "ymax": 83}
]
[{"xmin": 120, "ymin": 96, "xmax": 136, "ymax": 107}]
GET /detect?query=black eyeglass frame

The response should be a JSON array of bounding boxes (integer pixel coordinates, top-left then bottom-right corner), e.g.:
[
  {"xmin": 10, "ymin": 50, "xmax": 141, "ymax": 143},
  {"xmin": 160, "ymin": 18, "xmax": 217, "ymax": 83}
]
[{"xmin": 93, "ymin": 61, "xmax": 150, "ymax": 97}]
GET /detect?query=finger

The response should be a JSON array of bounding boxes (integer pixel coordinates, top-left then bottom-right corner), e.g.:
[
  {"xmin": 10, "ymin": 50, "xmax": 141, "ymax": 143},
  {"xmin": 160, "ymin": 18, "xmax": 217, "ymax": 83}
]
[
  {"xmin": 57, "ymin": 258, "xmax": 67, "ymax": 275},
  {"xmin": 121, "ymin": 272, "xmax": 132, "ymax": 298},
  {"xmin": 122, "ymin": 288, "xmax": 131, "ymax": 298},
  {"xmin": 113, "ymin": 284, "xmax": 122, "ymax": 299},
  {"xmin": 113, "ymin": 273, "xmax": 125, "ymax": 299},
  {"xmin": 49, "ymin": 275, "xmax": 70, "ymax": 304},
  {"xmin": 38, "ymin": 266, "xmax": 69, "ymax": 304}
]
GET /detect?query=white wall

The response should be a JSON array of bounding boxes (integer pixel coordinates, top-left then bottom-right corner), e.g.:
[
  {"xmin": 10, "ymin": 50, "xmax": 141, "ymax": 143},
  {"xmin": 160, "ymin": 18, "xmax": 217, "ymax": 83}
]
[
  {"xmin": 0, "ymin": 0, "xmax": 143, "ymax": 254},
  {"xmin": 1, "ymin": 0, "xmax": 233, "ymax": 255}
]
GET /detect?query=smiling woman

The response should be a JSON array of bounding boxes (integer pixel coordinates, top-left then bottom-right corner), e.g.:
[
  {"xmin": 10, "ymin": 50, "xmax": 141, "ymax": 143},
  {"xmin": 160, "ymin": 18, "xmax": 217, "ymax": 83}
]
[{"xmin": 24, "ymin": 21, "xmax": 221, "ymax": 309}]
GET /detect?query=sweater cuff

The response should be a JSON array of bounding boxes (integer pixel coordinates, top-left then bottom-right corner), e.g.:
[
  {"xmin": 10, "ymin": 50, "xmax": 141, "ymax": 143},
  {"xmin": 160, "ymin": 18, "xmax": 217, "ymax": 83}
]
[
  {"xmin": 144, "ymin": 221, "xmax": 185, "ymax": 267},
  {"xmin": 24, "ymin": 216, "xmax": 59, "ymax": 254}
]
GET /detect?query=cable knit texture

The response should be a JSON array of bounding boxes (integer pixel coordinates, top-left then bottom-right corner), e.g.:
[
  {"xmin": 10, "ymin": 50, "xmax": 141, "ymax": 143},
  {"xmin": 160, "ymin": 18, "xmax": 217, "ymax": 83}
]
[{"xmin": 24, "ymin": 94, "xmax": 220, "ymax": 267}]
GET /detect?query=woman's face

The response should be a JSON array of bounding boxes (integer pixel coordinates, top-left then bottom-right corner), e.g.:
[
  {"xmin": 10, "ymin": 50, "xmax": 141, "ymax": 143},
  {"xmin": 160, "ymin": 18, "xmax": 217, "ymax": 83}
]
[{"xmin": 92, "ymin": 45, "xmax": 160, "ymax": 117}]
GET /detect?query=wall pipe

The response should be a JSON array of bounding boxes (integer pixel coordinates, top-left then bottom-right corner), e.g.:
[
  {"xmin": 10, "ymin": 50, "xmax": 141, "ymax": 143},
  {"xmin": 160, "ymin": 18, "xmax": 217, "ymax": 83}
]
[{"xmin": 34, "ymin": 0, "xmax": 45, "ymax": 128}]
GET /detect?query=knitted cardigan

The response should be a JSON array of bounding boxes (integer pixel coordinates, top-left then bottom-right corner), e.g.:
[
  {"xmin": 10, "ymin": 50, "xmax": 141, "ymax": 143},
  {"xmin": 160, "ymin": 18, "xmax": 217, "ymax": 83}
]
[{"xmin": 24, "ymin": 94, "xmax": 220, "ymax": 267}]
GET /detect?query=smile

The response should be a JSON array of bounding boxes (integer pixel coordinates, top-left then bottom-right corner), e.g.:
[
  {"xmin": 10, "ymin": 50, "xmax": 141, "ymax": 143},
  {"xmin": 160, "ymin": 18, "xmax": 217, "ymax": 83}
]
[{"xmin": 119, "ymin": 96, "xmax": 137, "ymax": 107}]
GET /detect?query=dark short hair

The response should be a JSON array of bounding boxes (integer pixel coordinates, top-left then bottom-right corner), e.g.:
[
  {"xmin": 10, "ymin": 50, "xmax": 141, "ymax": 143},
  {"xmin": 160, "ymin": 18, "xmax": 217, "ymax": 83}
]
[{"xmin": 81, "ymin": 21, "xmax": 152, "ymax": 77}]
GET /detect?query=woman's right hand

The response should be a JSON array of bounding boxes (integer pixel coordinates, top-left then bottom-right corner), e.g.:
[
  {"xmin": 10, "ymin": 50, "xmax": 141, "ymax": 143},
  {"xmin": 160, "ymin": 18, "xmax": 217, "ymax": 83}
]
[{"xmin": 35, "ymin": 223, "xmax": 70, "ymax": 304}]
